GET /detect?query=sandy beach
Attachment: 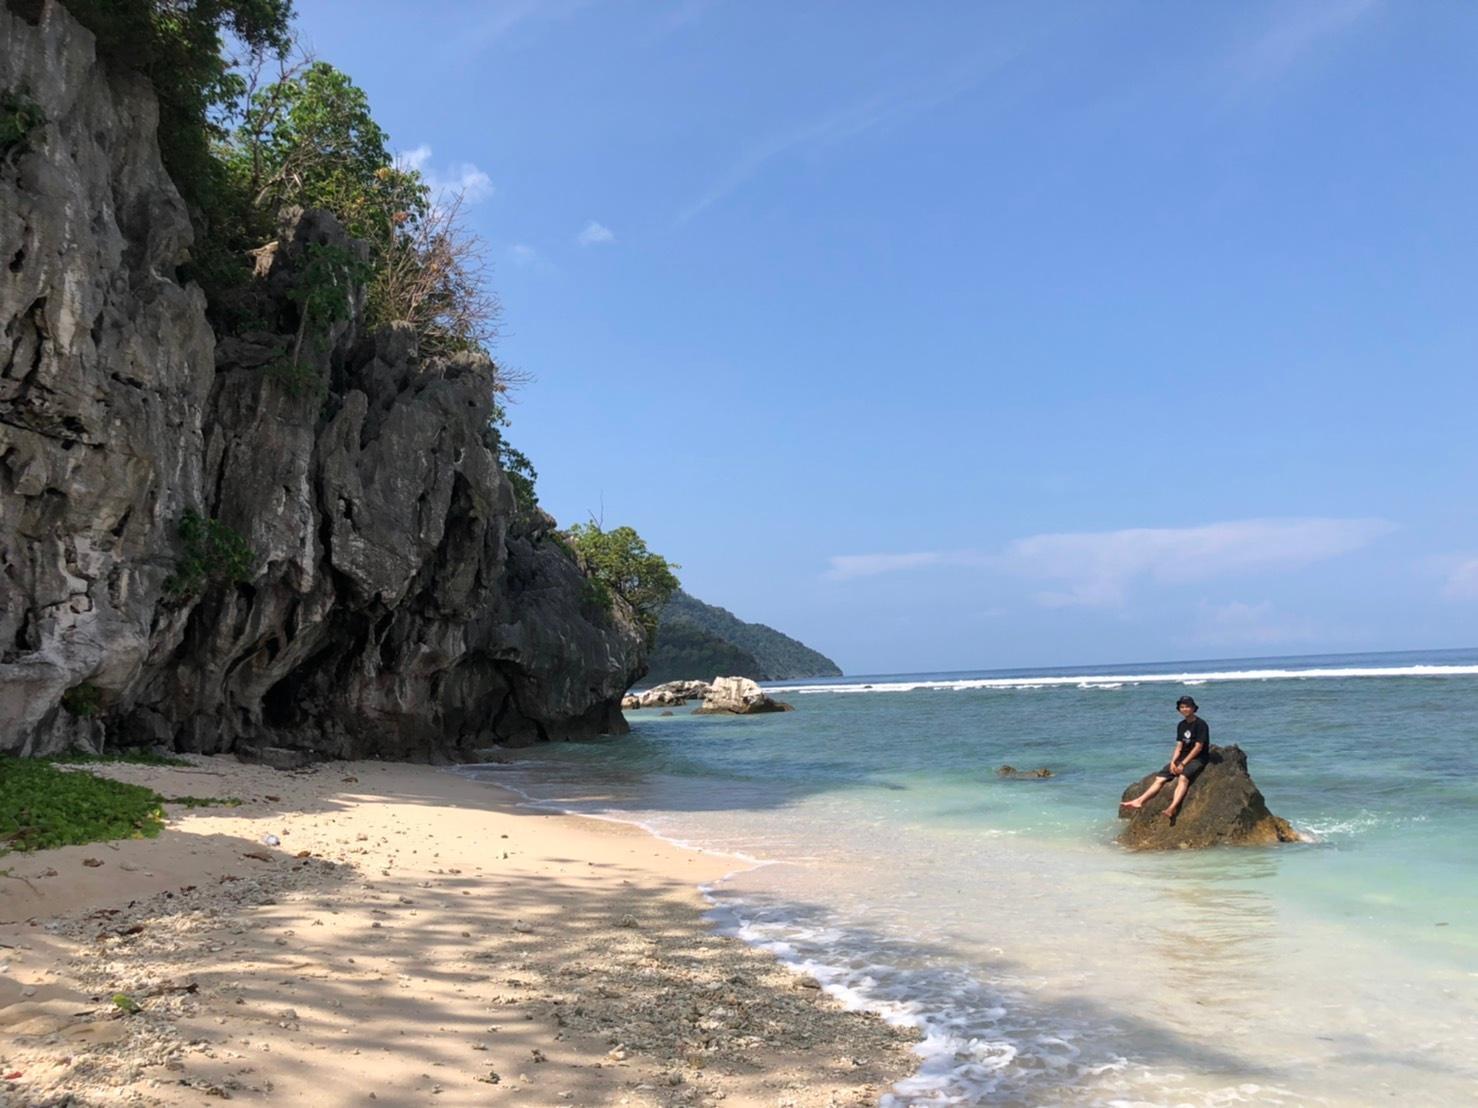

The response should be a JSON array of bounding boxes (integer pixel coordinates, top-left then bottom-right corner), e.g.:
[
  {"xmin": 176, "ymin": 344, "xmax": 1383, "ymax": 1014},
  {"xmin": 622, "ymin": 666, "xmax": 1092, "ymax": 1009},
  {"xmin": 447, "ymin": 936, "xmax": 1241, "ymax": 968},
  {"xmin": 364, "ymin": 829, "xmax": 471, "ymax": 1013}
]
[{"xmin": 0, "ymin": 758, "xmax": 917, "ymax": 1107}]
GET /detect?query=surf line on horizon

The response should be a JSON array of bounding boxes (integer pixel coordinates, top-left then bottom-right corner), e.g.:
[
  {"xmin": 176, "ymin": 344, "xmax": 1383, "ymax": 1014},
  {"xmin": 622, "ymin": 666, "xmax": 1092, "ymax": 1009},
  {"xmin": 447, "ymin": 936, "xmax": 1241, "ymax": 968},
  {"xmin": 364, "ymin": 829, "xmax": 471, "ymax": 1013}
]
[{"xmin": 768, "ymin": 663, "xmax": 1478, "ymax": 695}]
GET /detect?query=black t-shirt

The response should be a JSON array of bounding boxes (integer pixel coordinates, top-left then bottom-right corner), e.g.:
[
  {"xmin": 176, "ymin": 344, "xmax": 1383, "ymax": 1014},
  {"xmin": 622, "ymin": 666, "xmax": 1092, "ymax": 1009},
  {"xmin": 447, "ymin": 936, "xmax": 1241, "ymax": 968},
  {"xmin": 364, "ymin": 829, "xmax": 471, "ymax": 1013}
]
[{"xmin": 1175, "ymin": 717, "xmax": 1209, "ymax": 760}]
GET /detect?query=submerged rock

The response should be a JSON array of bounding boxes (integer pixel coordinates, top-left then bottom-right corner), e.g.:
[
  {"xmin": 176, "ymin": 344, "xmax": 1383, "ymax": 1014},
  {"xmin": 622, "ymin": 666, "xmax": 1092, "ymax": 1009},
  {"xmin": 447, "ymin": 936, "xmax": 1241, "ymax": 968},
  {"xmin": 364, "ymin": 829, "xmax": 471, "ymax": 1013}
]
[
  {"xmin": 693, "ymin": 676, "xmax": 794, "ymax": 716},
  {"xmin": 997, "ymin": 765, "xmax": 1054, "ymax": 779},
  {"xmin": 1117, "ymin": 745, "xmax": 1301, "ymax": 850}
]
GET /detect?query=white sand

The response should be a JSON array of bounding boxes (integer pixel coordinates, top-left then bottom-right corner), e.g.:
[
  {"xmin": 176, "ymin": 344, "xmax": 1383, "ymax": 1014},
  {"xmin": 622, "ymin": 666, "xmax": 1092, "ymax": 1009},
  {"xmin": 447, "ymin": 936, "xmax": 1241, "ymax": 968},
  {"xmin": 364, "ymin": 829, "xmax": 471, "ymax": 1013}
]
[{"xmin": 0, "ymin": 757, "xmax": 917, "ymax": 1107}]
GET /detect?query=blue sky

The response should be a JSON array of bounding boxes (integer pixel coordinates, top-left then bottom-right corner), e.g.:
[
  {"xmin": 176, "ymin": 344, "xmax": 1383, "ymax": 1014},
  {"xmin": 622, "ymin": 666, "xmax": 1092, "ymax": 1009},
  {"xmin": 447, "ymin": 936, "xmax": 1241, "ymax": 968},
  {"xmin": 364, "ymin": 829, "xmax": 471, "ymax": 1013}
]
[{"xmin": 292, "ymin": 0, "xmax": 1478, "ymax": 674}]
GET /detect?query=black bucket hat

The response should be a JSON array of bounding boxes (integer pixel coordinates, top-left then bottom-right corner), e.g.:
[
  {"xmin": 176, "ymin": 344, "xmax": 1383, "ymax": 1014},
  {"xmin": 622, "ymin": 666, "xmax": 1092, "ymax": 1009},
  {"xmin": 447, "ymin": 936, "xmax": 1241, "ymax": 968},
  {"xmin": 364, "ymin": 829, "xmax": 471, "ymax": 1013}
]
[{"xmin": 1176, "ymin": 695, "xmax": 1198, "ymax": 710}]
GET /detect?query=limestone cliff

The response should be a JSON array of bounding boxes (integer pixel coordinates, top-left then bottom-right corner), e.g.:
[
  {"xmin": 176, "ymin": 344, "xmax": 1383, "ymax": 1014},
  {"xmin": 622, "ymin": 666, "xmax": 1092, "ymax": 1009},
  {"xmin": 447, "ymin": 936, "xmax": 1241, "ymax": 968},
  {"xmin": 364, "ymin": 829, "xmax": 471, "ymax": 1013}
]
[{"xmin": 0, "ymin": 2, "xmax": 645, "ymax": 758}]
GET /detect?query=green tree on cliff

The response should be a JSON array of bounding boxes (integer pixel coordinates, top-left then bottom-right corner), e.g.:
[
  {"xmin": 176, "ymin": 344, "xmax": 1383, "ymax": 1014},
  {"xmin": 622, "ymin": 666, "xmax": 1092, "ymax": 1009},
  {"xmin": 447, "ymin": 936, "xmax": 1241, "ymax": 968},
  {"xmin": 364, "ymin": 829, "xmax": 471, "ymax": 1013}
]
[
  {"xmin": 222, "ymin": 61, "xmax": 498, "ymax": 357},
  {"xmin": 565, "ymin": 523, "xmax": 681, "ymax": 642}
]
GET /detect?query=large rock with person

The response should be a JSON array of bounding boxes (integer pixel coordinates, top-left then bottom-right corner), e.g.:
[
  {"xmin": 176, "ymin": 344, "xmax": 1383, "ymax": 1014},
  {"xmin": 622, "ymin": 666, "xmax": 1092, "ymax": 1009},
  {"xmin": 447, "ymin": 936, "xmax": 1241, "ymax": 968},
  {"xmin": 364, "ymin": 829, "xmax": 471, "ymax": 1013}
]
[
  {"xmin": 693, "ymin": 676, "xmax": 794, "ymax": 716},
  {"xmin": 1117, "ymin": 745, "xmax": 1301, "ymax": 850}
]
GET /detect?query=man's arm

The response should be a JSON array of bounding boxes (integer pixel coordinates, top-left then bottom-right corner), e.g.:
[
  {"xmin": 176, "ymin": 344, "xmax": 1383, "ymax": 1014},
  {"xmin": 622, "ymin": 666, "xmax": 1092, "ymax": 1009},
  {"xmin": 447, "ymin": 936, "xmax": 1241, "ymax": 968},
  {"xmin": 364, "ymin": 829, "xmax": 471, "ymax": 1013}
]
[{"xmin": 1169, "ymin": 741, "xmax": 1188, "ymax": 772}]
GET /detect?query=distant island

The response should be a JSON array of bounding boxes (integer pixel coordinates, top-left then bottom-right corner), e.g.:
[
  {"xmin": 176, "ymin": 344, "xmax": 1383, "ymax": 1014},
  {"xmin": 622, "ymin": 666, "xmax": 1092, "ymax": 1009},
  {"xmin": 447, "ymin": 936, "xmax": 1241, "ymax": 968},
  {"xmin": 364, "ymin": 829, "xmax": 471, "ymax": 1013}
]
[{"xmin": 645, "ymin": 591, "xmax": 843, "ymax": 684}]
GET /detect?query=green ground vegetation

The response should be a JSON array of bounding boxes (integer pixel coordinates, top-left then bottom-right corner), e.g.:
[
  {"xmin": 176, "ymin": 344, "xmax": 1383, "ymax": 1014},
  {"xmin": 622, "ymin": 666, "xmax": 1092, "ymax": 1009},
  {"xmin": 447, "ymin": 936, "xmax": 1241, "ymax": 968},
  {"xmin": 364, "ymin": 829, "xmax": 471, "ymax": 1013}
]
[
  {"xmin": 0, "ymin": 758, "xmax": 166, "ymax": 854},
  {"xmin": 0, "ymin": 755, "xmax": 238, "ymax": 855},
  {"xmin": 48, "ymin": 750, "xmax": 192, "ymax": 767}
]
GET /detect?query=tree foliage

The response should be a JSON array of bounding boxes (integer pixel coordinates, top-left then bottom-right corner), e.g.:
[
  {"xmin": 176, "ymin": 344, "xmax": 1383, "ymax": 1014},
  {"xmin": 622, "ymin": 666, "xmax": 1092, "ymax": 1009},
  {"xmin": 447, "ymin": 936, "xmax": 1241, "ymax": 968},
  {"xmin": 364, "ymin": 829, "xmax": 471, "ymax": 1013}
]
[
  {"xmin": 230, "ymin": 61, "xmax": 424, "ymax": 239},
  {"xmin": 65, "ymin": 0, "xmax": 294, "ymax": 209},
  {"xmin": 565, "ymin": 523, "xmax": 681, "ymax": 641},
  {"xmin": 658, "ymin": 591, "xmax": 841, "ymax": 679}
]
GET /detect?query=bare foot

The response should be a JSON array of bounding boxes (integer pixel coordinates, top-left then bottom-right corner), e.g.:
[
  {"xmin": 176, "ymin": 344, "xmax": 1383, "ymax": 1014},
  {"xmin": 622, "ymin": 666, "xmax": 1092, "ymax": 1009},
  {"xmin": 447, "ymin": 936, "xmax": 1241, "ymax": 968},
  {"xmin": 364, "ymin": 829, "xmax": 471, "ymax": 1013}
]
[
  {"xmin": 1162, "ymin": 808, "xmax": 1179, "ymax": 823},
  {"xmin": 1122, "ymin": 798, "xmax": 1144, "ymax": 810}
]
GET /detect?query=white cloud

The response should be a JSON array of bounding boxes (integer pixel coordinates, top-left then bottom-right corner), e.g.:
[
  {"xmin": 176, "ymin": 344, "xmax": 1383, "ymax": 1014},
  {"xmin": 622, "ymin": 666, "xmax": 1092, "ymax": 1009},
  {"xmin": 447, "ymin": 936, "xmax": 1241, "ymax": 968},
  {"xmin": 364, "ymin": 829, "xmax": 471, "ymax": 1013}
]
[
  {"xmin": 399, "ymin": 144, "xmax": 495, "ymax": 205},
  {"xmin": 1001, "ymin": 517, "xmax": 1393, "ymax": 608},
  {"xmin": 824, "ymin": 517, "xmax": 1393, "ymax": 604},
  {"xmin": 576, "ymin": 220, "xmax": 615, "ymax": 246},
  {"xmin": 1444, "ymin": 557, "xmax": 1478, "ymax": 600},
  {"xmin": 824, "ymin": 552, "xmax": 947, "ymax": 581}
]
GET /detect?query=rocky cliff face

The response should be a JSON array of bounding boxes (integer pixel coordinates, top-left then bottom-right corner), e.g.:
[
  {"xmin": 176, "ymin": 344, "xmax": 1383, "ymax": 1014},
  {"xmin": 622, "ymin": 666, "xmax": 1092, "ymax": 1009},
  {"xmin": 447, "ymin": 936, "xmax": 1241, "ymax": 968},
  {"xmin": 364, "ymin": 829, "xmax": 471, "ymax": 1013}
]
[{"xmin": 0, "ymin": 2, "xmax": 644, "ymax": 759}]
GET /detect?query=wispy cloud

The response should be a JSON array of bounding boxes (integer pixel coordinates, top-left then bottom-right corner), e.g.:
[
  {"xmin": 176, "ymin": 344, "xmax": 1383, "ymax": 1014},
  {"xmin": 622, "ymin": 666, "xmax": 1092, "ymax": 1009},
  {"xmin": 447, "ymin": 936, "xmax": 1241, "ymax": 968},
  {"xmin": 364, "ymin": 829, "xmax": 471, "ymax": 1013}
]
[
  {"xmin": 1001, "ymin": 517, "xmax": 1392, "ymax": 608},
  {"xmin": 1190, "ymin": 600, "xmax": 1321, "ymax": 646},
  {"xmin": 576, "ymin": 220, "xmax": 615, "ymax": 246},
  {"xmin": 824, "ymin": 552, "xmax": 950, "ymax": 581},
  {"xmin": 508, "ymin": 243, "xmax": 541, "ymax": 267},
  {"xmin": 650, "ymin": 0, "xmax": 720, "ymax": 37},
  {"xmin": 676, "ymin": 47, "xmax": 1014, "ymax": 225},
  {"xmin": 400, "ymin": 145, "xmax": 495, "ymax": 204},
  {"xmin": 1444, "ymin": 557, "xmax": 1478, "ymax": 600},
  {"xmin": 462, "ymin": 0, "xmax": 595, "ymax": 51},
  {"xmin": 1232, "ymin": 0, "xmax": 1378, "ymax": 87},
  {"xmin": 825, "ymin": 517, "xmax": 1393, "ymax": 605}
]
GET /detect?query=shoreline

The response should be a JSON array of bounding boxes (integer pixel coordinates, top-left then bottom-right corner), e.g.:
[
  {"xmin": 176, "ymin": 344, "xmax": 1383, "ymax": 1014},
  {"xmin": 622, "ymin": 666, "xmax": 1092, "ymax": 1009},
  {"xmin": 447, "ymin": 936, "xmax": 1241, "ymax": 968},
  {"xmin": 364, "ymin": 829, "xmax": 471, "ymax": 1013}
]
[{"xmin": 0, "ymin": 756, "xmax": 919, "ymax": 1107}]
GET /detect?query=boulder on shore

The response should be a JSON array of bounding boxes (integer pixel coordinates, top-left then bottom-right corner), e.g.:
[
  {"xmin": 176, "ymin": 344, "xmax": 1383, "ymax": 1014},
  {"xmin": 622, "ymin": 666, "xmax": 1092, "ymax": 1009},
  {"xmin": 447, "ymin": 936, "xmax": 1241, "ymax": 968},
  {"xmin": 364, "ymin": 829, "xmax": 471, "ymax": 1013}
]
[
  {"xmin": 1117, "ymin": 744, "xmax": 1302, "ymax": 850},
  {"xmin": 622, "ymin": 680, "xmax": 713, "ymax": 710},
  {"xmin": 693, "ymin": 676, "xmax": 794, "ymax": 716}
]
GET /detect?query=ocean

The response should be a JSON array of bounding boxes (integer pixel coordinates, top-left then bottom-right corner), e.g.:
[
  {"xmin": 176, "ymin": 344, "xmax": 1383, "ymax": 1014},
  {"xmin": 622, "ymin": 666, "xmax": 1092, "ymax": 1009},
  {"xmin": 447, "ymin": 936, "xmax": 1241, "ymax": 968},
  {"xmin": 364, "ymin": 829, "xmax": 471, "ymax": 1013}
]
[{"xmin": 464, "ymin": 648, "xmax": 1478, "ymax": 1106}]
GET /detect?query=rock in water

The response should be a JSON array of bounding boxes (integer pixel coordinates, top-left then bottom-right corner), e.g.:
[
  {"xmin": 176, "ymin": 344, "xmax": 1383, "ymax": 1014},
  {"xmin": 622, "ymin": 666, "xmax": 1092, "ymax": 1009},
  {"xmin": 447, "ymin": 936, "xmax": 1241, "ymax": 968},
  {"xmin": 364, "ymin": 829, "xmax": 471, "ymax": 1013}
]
[
  {"xmin": 1117, "ymin": 745, "xmax": 1301, "ymax": 850},
  {"xmin": 997, "ymin": 765, "xmax": 1054, "ymax": 779},
  {"xmin": 693, "ymin": 676, "xmax": 794, "ymax": 715}
]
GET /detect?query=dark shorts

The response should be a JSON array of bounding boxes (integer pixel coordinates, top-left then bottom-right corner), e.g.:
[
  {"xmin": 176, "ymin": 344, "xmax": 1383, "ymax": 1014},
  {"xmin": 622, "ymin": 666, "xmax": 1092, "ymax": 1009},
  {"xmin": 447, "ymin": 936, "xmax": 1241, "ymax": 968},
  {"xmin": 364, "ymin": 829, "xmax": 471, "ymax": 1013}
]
[{"xmin": 1157, "ymin": 757, "xmax": 1206, "ymax": 783}]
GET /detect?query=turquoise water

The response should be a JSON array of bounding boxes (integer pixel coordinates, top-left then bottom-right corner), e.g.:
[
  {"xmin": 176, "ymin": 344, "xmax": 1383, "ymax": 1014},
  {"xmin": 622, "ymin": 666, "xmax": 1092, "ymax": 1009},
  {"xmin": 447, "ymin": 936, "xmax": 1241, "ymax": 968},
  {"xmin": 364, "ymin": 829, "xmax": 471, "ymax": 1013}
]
[{"xmin": 468, "ymin": 649, "xmax": 1478, "ymax": 1106}]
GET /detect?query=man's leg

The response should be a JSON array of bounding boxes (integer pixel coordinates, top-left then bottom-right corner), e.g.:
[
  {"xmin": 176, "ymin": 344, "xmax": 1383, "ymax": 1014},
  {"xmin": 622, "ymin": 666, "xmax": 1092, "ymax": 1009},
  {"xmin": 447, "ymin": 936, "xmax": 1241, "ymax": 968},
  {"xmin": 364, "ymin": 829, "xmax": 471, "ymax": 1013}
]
[
  {"xmin": 1122, "ymin": 775, "xmax": 1170, "ymax": 810},
  {"xmin": 1163, "ymin": 774, "xmax": 1191, "ymax": 819}
]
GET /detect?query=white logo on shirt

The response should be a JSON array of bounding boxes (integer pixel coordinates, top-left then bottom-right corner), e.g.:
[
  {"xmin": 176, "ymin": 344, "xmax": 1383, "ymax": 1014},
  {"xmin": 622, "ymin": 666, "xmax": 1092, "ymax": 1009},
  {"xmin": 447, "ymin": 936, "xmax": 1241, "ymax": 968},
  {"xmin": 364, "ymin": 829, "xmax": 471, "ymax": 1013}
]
[{"xmin": 1183, "ymin": 731, "xmax": 1191, "ymax": 739}]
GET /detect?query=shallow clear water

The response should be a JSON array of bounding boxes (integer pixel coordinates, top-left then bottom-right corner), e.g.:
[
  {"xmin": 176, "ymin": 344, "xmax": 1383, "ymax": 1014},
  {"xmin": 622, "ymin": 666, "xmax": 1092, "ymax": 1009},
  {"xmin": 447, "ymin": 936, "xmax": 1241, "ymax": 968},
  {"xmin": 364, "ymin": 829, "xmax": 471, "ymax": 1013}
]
[{"xmin": 466, "ymin": 648, "xmax": 1478, "ymax": 1106}]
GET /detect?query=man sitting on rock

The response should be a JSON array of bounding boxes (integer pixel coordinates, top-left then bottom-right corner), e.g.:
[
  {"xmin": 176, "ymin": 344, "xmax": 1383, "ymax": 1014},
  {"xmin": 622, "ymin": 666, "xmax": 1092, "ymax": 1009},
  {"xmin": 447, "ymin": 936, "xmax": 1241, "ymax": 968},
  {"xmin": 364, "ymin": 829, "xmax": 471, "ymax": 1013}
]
[{"xmin": 1121, "ymin": 695, "xmax": 1209, "ymax": 822}]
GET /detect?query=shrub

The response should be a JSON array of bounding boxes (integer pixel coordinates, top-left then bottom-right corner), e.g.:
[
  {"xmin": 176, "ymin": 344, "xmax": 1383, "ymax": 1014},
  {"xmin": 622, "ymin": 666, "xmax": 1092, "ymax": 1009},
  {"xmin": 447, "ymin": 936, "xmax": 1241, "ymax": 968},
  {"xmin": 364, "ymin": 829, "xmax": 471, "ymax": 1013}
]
[
  {"xmin": 60, "ymin": 683, "xmax": 103, "ymax": 718},
  {"xmin": 164, "ymin": 511, "xmax": 255, "ymax": 599},
  {"xmin": 0, "ymin": 88, "xmax": 45, "ymax": 159}
]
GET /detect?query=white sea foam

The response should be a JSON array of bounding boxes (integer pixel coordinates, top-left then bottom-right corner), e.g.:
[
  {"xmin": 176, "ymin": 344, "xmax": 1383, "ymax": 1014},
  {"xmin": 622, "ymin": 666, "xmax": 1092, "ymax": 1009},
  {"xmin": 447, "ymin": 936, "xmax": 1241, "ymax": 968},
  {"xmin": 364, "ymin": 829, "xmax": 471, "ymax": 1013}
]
[
  {"xmin": 1297, "ymin": 811, "xmax": 1429, "ymax": 839},
  {"xmin": 698, "ymin": 886, "xmax": 1288, "ymax": 1107},
  {"xmin": 769, "ymin": 663, "xmax": 1478, "ymax": 696}
]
